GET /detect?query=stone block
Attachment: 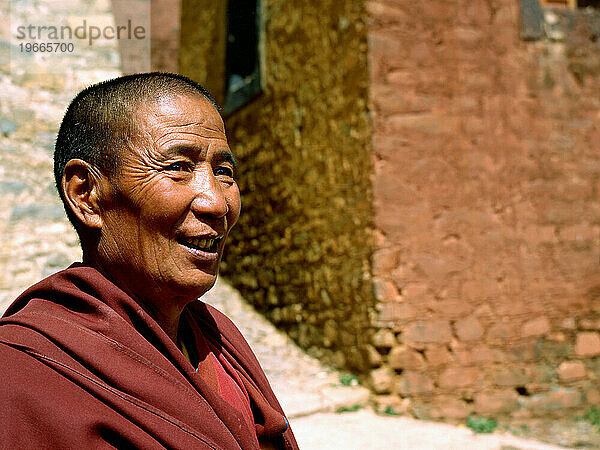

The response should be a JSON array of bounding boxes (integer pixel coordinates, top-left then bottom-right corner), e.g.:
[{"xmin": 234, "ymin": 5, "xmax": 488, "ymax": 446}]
[
  {"xmin": 510, "ymin": 341, "xmax": 538, "ymax": 363},
  {"xmin": 579, "ymin": 319, "xmax": 600, "ymax": 330},
  {"xmin": 320, "ymin": 386, "xmax": 371, "ymax": 414},
  {"xmin": 401, "ymin": 283, "xmax": 429, "ymax": 301},
  {"xmin": 388, "ymin": 346, "xmax": 425, "ymax": 371},
  {"xmin": 368, "ymin": 30, "xmax": 405, "ymax": 61},
  {"xmin": 586, "ymin": 388, "xmax": 600, "ymax": 405},
  {"xmin": 532, "ymin": 363, "xmax": 557, "ymax": 384},
  {"xmin": 487, "ymin": 322, "xmax": 517, "ymax": 342},
  {"xmin": 373, "ymin": 278, "xmax": 399, "ymax": 301},
  {"xmin": 373, "ymin": 395, "xmax": 410, "ymax": 415},
  {"xmin": 535, "ymin": 339, "xmax": 572, "ymax": 361},
  {"xmin": 424, "ymin": 345, "xmax": 453, "ymax": 367},
  {"xmin": 527, "ymin": 388, "xmax": 582, "ymax": 412},
  {"xmin": 474, "ymin": 390, "xmax": 520, "ymax": 415},
  {"xmin": 372, "ymin": 329, "xmax": 396, "ymax": 349},
  {"xmin": 521, "ymin": 317, "xmax": 551, "ymax": 338},
  {"xmin": 372, "ymin": 247, "xmax": 400, "ymax": 275},
  {"xmin": 368, "ymin": 367, "xmax": 396, "ymax": 394},
  {"xmin": 438, "ymin": 367, "xmax": 483, "ymax": 389},
  {"xmin": 451, "ymin": 343, "xmax": 505, "ymax": 366},
  {"xmin": 492, "ymin": 368, "xmax": 531, "ymax": 387},
  {"xmin": 560, "ymin": 317, "xmax": 577, "ymax": 330},
  {"xmin": 431, "ymin": 397, "xmax": 471, "ymax": 420},
  {"xmin": 371, "ymin": 84, "xmax": 433, "ymax": 115},
  {"xmin": 377, "ymin": 302, "xmax": 418, "ymax": 325},
  {"xmin": 397, "ymin": 371, "xmax": 434, "ymax": 395},
  {"xmin": 575, "ymin": 332, "xmax": 600, "ymax": 357},
  {"xmin": 404, "ymin": 320, "xmax": 452, "ymax": 348},
  {"xmin": 362, "ymin": 344, "xmax": 383, "ymax": 367},
  {"xmin": 366, "ymin": 1, "xmax": 409, "ymax": 24},
  {"xmin": 453, "ymin": 316, "xmax": 484, "ymax": 341},
  {"xmin": 387, "ymin": 113, "xmax": 458, "ymax": 135},
  {"xmin": 558, "ymin": 361, "xmax": 587, "ymax": 383}
]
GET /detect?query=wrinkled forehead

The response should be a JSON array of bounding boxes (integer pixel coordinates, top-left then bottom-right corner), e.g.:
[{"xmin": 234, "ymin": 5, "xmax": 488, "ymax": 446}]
[{"xmin": 134, "ymin": 93, "xmax": 225, "ymax": 141}]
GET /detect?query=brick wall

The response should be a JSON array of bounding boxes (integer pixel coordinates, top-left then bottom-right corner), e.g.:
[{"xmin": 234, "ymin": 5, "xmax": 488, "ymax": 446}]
[{"xmin": 367, "ymin": 0, "xmax": 600, "ymax": 419}]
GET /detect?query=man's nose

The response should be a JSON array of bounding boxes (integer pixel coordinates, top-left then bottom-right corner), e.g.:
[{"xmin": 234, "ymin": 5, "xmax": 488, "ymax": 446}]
[{"xmin": 189, "ymin": 167, "xmax": 229, "ymax": 218}]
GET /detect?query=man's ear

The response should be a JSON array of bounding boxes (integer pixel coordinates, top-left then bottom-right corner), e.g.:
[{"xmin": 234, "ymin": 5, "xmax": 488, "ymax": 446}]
[{"xmin": 62, "ymin": 159, "xmax": 106, "ymax": 230}]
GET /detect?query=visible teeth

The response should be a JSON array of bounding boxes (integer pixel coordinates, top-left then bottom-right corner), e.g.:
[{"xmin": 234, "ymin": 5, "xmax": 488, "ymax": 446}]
[{"xmin": 184, "ymin": 237, "xmax": 218, "ymax": 250}]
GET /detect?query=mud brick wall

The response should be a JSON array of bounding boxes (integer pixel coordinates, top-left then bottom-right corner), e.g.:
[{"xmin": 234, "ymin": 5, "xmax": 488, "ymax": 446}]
[
  {"xmin": 179, "ymin": 0, "xmax": 377, "ymax": 367},
  {"xmin": 367, "ymin": 0, "xmax": 600, "ymax": 420}
]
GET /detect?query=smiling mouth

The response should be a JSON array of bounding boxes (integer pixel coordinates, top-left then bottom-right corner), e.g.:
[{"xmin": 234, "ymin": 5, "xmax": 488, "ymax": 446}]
[{"xmin": 179, "ymin": 236, "xmax": 222, "ymax": 253}]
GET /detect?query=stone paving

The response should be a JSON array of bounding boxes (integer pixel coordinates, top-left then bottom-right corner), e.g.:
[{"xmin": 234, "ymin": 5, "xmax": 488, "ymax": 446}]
[
  {"xmin": 0, "ymin": 0, "xmax": 121, "ymax": 308},
  {"xmin": 0, "ymin": 1, "xmax": 586, "ymax": 449}
]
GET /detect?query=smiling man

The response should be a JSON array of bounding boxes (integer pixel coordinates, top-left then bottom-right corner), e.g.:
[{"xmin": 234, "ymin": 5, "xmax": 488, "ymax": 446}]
[{"xmin": 0, "ymin": 73, "xmax": 298, "ymax": 449}]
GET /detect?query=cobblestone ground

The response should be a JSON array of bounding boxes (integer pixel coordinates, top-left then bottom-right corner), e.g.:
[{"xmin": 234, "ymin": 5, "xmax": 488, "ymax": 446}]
[
  {"xmin": 0, "ymin": 1, "xmax": 593, "ymax": 449},
  {"xmin": 0, "ymin": 0, "xmax": 121, "ymax": 308}
]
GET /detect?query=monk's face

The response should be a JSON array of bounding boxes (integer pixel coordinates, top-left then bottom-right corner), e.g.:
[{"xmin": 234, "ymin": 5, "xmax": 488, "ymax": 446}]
[{"xmin": 96, "ymin": 93, "xmax": 241, "ymax": 305}]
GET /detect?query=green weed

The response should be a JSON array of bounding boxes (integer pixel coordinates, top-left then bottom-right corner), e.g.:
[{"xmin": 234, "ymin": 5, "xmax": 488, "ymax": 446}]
[
  {"xmin": 338, "ymin": 372, "xmax": 360, "ymax": 387},
  {"xmin": 383, "ymin": 405, "xmax": 400, "ymax": 416},
  {"xmin": 576, "ymin": 406, "xmax": 600, "ymax": 431},
  {"xmin": 335, "ymin": 404, "xmax": 362, "ymax": 413},
  {"xmin": 466, "ymin": 415, "xmax": 499, "ymax": 434}
]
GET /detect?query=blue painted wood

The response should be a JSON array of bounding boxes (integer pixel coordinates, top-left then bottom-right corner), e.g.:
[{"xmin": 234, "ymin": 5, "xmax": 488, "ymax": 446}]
[{"xmin": 520, "ymin": 0, "xmax": 545, "ymax": 40}]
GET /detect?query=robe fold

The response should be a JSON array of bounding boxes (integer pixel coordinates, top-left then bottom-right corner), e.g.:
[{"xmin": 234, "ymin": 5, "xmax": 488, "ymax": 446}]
[{"xmin": 0, "ymin": 264, "xmax": 298, "ymax": 449}]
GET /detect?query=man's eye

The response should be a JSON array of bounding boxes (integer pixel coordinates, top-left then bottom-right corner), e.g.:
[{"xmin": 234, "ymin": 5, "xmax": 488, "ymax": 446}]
[
  {"xmin": 215, "ymin": 166, "xmax": 234, "ymax": 178},
  {"xmin": 166, "ymin": 162, "xmax": 190, "ymax": 172}
]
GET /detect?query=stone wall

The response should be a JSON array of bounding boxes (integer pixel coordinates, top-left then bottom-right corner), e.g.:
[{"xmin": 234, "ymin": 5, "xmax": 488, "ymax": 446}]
[{"xmin": 367, "ymin": 0, "xmax": 600, "ymax": 420}]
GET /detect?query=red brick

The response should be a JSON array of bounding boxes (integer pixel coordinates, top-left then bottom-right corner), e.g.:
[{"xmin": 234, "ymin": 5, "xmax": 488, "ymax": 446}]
[
  {"xmin": 438, "ymin": 367, "xmax": 483, "ymax": 389},
  {"xmin": 388, "ymin": 346, "xmax": 426, "ymax": 371},
  {"xmin": 454, "ymin": 316, "xmax": 484, "ymax": 341},
  {"xmin": 397, "ymin": 371, "xmax": 434, "ymax": 395},
  {"xmin": 474, "ymin": 390, "xmax": 520, "ymax": 415},
  {"xmin": 575, "ymin": 332, "xmax": 600, "ymax": 357},
  {"xmin": 404, "ymin": 321, "xmax": 452, "ymax": 348},
  {"xmin": 521, "ymin": 317, "xmax": 551, "ymax": 338},
  {"xmin": 558, "ymin": 361, "xmax": 587, "ymax": 383}
]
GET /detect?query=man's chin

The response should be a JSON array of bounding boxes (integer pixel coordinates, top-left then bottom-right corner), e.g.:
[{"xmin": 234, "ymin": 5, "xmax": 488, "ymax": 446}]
[{"xmin": 175, "ymin": 271, "xmax": 219, "ymax": 299}]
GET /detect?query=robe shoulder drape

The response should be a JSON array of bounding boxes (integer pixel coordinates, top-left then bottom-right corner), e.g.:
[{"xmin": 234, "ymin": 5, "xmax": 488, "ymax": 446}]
[{"xmin": 0, "ymin": 264, "xmax": 298, "ymax": 449}]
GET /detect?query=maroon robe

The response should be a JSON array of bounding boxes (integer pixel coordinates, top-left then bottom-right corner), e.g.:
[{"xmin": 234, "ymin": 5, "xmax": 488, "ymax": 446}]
[{"xmin": 0, "ymin": 264, "xmax": 298, "ymax": 449}]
